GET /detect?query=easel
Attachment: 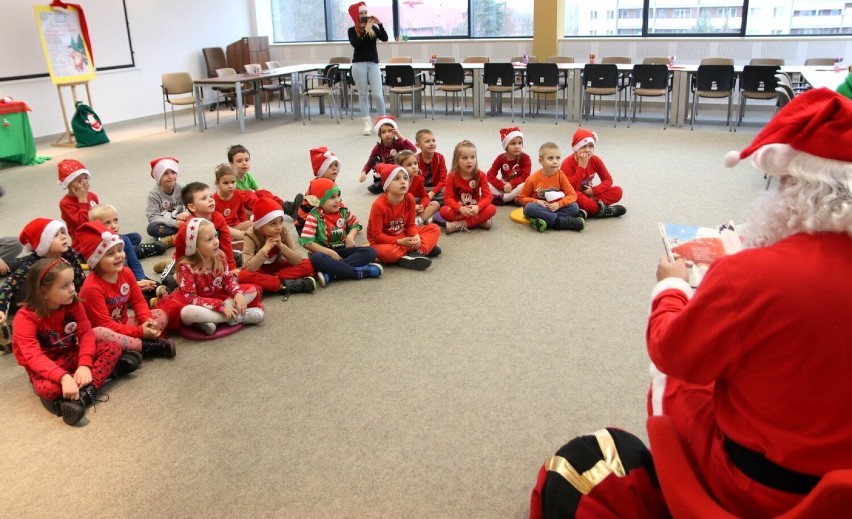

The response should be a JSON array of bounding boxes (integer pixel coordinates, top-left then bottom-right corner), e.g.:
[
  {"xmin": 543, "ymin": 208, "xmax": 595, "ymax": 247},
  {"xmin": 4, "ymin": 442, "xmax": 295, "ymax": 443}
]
[{"xmin": 53, "ymin": 81, "xmax": 92, "ymax": 147}]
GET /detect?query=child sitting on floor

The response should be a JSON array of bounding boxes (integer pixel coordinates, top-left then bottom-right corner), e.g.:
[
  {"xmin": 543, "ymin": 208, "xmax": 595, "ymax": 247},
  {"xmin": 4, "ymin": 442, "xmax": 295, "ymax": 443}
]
[
  {"xmin": 415, "ymin": 129, "xmax": 448, "ymax": 208},
  {"xmin": 358, "ymin": 116, "xmax": 417, "ymax": 194},
  {"xmin": 227, "ymin": 144, "xmax": 290, "ymax": 213},
  {"xmin": 76, "ymin": 221, "xmax": 175, "ymax": 360},
  {"xmin": 518, "ymin": 142, "xmax": 585, "ymax": 232},
  {"xmin": 395, "ymin": 150, "xmax": 440, "ymax": 226},
  {"xmin": 57, "ymin": 159, "xmax": 99, "ymax": 244},
  {"xmin": 299, "ymin": 178, "xmax": 382, "ymax": 286},
  {"xmin": 439, "ymin": 140, "xmax": 497, "ymax": 234},
  {"xmin": 146, "ymin": 157, "xmax": 189, "ymax": 245},
  {"xmin": 368, "ymin": 164, "xmax": 441, "ymax": 271},
  {"xmin": 213, "ymin": 163, "xmax": 253, "ymax": 242},
  {"xmin": 560, "ymin": 129, "xmax": 626, "ymax": 218},
  {"xmin": 293, "ymin": 146, "xmax": 341, "ymax": 233},
  {"xmin": 486, "ymin": 126, "xmax": 532, "ymax": 206},
  {"xmin": 238, "ymin": 197, "xmax": 317, "ymax": 297},
  {"xmin": 155, "ymin": 218, "xmax": 263, "ymax": 336}
]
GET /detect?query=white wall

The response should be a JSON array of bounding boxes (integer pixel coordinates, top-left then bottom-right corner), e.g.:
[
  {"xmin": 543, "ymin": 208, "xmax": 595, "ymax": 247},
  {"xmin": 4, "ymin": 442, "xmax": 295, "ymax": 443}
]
[{"xmin": 1, "ymin": 0, "xmax": 252, "ymax": 138}]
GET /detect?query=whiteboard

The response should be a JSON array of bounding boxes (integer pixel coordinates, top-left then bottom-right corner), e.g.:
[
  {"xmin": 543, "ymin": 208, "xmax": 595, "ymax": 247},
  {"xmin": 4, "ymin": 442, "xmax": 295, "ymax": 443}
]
[{"xmin": 0, "ymin": 0, "xmax": 134, "ymax": 82}]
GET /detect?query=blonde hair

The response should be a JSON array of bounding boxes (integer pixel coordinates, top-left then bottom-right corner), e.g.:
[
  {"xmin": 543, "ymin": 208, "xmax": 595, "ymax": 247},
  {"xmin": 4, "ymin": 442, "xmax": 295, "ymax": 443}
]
[
  {"xmin": 176, "ymin": 220, "xmax": 225, "ymax": 279},
  {"xmin": 22, "ymin": 258, "xmax": 78, "ymax": 318},
  {"xmin": 395, "ymin": 149, "xmax": 417, "ymax": 166},
  {"xmin": 450, "ymin": 140, "xmax": 478, "ymax": 179},
  {"xmin": 88, "ymin": 203, "xmax": 117, "ymax": 221},
  {"xmin": 539, "ymin": 142, "xmax": 560, "ymax": 158},
  {"xmin": 215, "ymin": 163, "xmax": 236, "ymax": 184},
  {"xmin": 415, "ymin": 129, "xmax": 433, "ymax": 143}
]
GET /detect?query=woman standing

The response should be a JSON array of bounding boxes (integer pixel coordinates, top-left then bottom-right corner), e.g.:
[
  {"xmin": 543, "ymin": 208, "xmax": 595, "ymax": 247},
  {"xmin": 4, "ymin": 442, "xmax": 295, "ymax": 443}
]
[{"xmin": 348, "ymin": 2, "xmax": 388, "ymax": 135}]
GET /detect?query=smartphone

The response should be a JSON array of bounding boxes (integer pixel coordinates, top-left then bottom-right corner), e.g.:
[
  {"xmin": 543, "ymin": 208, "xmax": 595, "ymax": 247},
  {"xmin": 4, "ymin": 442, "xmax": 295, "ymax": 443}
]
[{"xmin": 360, "ymin": 16, "xmax": 369, "ymax": 23}]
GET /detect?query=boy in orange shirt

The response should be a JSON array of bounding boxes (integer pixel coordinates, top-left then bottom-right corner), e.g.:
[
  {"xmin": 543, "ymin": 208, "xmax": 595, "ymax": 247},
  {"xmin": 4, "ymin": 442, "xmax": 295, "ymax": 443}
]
[{"xmin": 518, "ymin": 142, "xmax": 585, "ymax": 232}]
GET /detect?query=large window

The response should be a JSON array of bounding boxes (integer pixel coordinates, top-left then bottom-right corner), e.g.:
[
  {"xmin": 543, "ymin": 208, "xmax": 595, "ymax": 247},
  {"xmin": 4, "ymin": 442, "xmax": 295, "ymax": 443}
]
[{"xmin": 398, "ymin": 0, "xmax": 468, "ymax": 38}]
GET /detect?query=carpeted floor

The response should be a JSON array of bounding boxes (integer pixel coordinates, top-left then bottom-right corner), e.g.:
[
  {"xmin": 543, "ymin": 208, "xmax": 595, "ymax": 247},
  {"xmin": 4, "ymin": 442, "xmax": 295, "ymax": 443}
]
[{"xmin": 0, "ymin": 104, "xmax": 766, "ymax": 518}]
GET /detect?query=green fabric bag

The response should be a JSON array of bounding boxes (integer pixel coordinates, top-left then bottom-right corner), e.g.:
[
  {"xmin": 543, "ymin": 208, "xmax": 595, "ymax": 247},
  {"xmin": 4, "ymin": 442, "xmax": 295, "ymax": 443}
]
[{"xmin": 71, "ymin": 101, "xmax": 109, "ymax": 148}]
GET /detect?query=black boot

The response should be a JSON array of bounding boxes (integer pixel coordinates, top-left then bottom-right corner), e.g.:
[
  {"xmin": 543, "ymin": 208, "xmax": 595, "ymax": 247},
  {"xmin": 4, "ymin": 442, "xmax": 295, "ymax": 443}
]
[
  {"xmin": 134, "ymin": 241, "xmax": 167, "ymax": 259},
  {"xmin": 596, "ymin": 204, "xmax": 627, "ymax": 218},
  {"xmin": 554, "ymin": 216, "xmax": 585, "ymax": 232},
  {"xmin": 78, "ymin": 384, "xmax": 101, "ymax": 407},
  {"xmin": 141, "ymin": 338, "xmax": 177, "ymax": 359},
  {"xmin": 112, "ymin": 351, "xmax": 142, "ymax": 378},
  {"xmin": 41, "ymin": 397, "xmax": 86, "ymax": 425},
  {"xmin": 282, "ymin": 277, "xmax": 317, "ymax": 295}
]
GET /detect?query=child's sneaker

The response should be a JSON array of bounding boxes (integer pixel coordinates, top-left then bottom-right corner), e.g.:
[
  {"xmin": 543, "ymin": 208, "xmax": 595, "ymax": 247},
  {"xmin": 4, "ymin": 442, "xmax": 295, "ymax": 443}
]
[
  {"xmin": 415, "ymin": 216, "xmax": 424, "ymax": 226},
  {"xmin": 445, "ymin": 220, "xmax": 468, "ymax": 234},
  {"xmin": 196, "ymin": 322, "xmax": 217, "ymax": 336},
  {"xmin": 597, "ymin": 204, "xmax": 626, "ymax": 218},
  {"xmin": 399, "ymin": 252, "xmax": 432, "ymax": 271},
  {"xmin": 480, "ymin": 218, "xmax": 493, "ymax": 230},
  {"xmin": 529, "ymin": 218, "xmax": 547, "ymax": 233},
  {"xmin": 578, "ymin": 209, "xmax": 588, "ymax": 219},
  {"xmin": 426, "ymin": 244, "xmax": 442, "ymax": 258},
  {"xmin": 367, "ymin": 182, "xmax": 383, "ymax": 194},
  {"xmin": 283, "ymin": 276, "xmax": 316, "ymax": 294},
  {"xmin": 355, "ymin": 263, "xmax": 383, "ymax": 279},
  {"xmin": 242, "ymin": 308, "xmax": 265, "ymax": 325},
  {"xmin": 316, "ymin": 271, "xmax": 331, "ymax": 287}
]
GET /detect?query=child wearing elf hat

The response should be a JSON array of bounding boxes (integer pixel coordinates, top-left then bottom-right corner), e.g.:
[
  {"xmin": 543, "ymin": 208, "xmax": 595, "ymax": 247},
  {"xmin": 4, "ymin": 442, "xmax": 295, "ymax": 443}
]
[
  {"xmin": 238, "ymin": 197, "xmax": 317, "ymax": 297},
  {"xmin": 486, "ymin": 126, "xmax": 532, "ymax": 206},
  {"xmin": 146, "ymin": 157, "xmax": 190, "ymax": 246},
  {"xmin": 358, "ymin": 115, "xmax": 417, "ymax": 194},
  {"xmin": 367, "ymin": 163, "xmax": 442, "ymax": 270},
  {"xmin": 299, "ymin": 178, "xmax": 382, "ymax": 286},
  {"xmin": 155, "ymin": 218, "xmax": 263, "ymax": 336},
  {"xmin": 57, "ymin": 159, "xmax": 99, "ymax": 244},
  {"xmin": 648, "ymin": 88, "xmax": 852, "ymax": 517},
  {"xmin": 0, "ymin": 219, "xmax": 86, "ymax": 326},
  {"xmin": 560, "ymin": 129, "xmax": 626, "ymax": 218},
  {"xmin": 292, "ymin": 146, "xmax": 343, "ymax": 233},
  {"xmin": 77, "ymin": 221, "xmax": 176, "ymax": 360}
]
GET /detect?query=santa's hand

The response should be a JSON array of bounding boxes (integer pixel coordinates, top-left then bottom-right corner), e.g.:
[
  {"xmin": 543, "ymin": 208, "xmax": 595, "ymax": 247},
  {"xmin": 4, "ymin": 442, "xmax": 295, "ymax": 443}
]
[{"xmin": 656, "ymin": 254, "xmax": 689, "ymax": 282}]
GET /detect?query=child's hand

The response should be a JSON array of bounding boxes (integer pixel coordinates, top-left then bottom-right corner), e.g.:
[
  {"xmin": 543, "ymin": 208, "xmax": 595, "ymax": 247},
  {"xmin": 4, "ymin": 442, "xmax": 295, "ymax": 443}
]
[
  {"xmin": 0, "ymin": 259, "xmax": 10, "ymax": 275},
  {"xmin": 344, "ymin": 236, "xmax": 356, "ymax": 249},
  {"xmin": 359, "ymin": 171, "xmax": 368, "ymax": 183},
  {"xmin": 583, "ymin": 187, "xmax": 594, "ymax": 197},
  {"xmin": 577, "ymin": 150, "xmax": 592, "ymax": 168},
  {"xmin": 469, "ymin": 205, "xmax": 480, "ymax": 216},
  {"xmin": 74, "ymin": 366, "xmax": 92, "ymax": 388},
  {"xmin": 503, "ymin": 184, "xmax": 512, "ymax": 193},
  {"xmin": 61, "ymin": 374, "xmax": 80, "ymax": 400},
  {"xmin": 223, "ymin": 306, "xmax": 239, "ymax": 322},
  {"xmin": 0, "ymin": 311, "xmax": 6, "ymax": 325},
  {"xmin": 233, "ymin": 293, "xmax": 247, "ymax": 315},
  {"xmin": 141, "ymin": 319, "xmax": 161, "ymax": 338},
  {"xmin": 415, "ymin": 204, "xmax": 423, "ymax": 213},
  {"xmin": 176, "ymin": 211, "xmax": 191, "ymax": 224},
  {"xmin": 409, "ymin": 234, "xmax": 422, "ymax": 249},
  {"xmin": 546, "ymin": 202, "xmax": 559, "ymax": 212},
  {"xmin": 329, "ymin": 250, "xmax": 342, "ymax": 261},
  {"xmin": 138, "ymin": 279, "xmax": 157, "ymax": 291}
]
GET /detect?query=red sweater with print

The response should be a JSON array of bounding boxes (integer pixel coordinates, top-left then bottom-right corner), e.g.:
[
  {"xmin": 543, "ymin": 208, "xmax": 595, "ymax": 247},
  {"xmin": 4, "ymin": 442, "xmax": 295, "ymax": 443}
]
[
  {"xmin": 560, "ymin": 155, "xmax": 615, "ymax": 195},
  {"xmin": 443, "ymin": 170, "xmax": 493, "ymax": 212},
  {"xmin": 486, "ymin": 152, "xmax": 532, "ymax": 190},
  {"xmin": 362, "ymin": 138, "xmax": 417, "ymax": 175},
  {"xmin": 416, "ymin": 152, "xmax": 447, "ymax": 195},
  {"xmin": 12, "ymin": 302, "xmax": 96, "ymax": 383},
  {"xmin": 213, "ymin": 191, "xmax": 249, "ymax": 227},
  {"xmin": 367, "ymin": 193, "xmax": 418, "ymax": 244},
  {"xmin": 80, "ymin": 267, "xmax": 152, "ymax": 338},
  {"xmin": 60, "ymin": 192, "xmax": 100, "ymax": 244}
]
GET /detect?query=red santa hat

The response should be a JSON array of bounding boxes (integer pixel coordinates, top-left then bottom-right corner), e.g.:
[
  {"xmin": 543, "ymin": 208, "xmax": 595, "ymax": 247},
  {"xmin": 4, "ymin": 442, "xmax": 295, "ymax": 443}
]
[
  {"xmin": 500, "ymin": 126, "xmax": 524, "ymax": 149},
  {"xmin": 310, "ymin": 146, "xmax": 340, "ymax": 177},
  {"xmin": 373, "ymin": 115, "xmax": 398, "ymax": 134},
  {"xmin": 252, "ymin": 197, "xmax": 286, "ymax": 229},
  {"xmin": 348, "ymin": 1, "xmax": 367, "ymax": 25},
  {"xmin": 572, "ymin": 129, "xmax": 598, "ymax": 152},
  {"xmin": 74, "ymin": 221, "xmax": 123, "ymax": 269},
  {"xmin": 375, "ymin": 163, "xmax": 408, "ymax": 192},
  {"xmin": 57, "ymin": 159, "xmax": 90, "ymax": 189},
  {"xmin": 19, "ymin": 218, "xmax": 67, "ymax": 256},
  {"xmin": 724, "ymin": 88, "xmax": 852, "ymax": 177},
  {"xmin": 174, "ymin": 217, "xmax": 208, "ymax": 258},
  {"xmin": 150, "ymin": 157, "xmax": 180, "ymax": 183}
]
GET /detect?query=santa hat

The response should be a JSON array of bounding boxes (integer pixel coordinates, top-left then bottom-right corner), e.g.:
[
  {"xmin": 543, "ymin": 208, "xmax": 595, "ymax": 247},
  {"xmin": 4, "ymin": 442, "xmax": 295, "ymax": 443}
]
[
  {"xmin": 375, "ymin": 163, "xmax": 408, "ymax": 192},
  {"xmin": 253, "ymin": 197, "xmax": 286, "ymax": 229},
  {"xmin": 19, "ymin": 219, "xmax": 67, "ymax": 256},
  {"xmin": 500, "ymin": 127, "xmax": 523, "ymax": 149},
  {"xmin": 374, "ymin": 115, "xmax": 398, "ymax": 134},
  {"xmin": 310, "ymin": 147, "xmax": 340, "ymax": 177},
  {"xmin": 74, "ymin": 221, "xmax": 123, "ymax": 270},
  {"xmin": 150, "ymin": 157, "xmax": 180, "ymax": 183},
  {"xmin": 723, "ymin": 88, "xmax": 852, "ymax": 178},
  {"xmin": 174, "ymin": 218, "xmax": 208, "ymax": 258},
  {"xmin": 348, "ymin": 2, "xmax": 366, "ymax": 25},
  {"xmin": 57, "ymin": 159, "xmax": 90, "ymax": 189},
  {"xmin": 305, "ymin": 178, "xmax": 341, "ymax": 208},
  {"xmin": 572, "ymin": 129, "xmax": 598, "ymax": 152}
]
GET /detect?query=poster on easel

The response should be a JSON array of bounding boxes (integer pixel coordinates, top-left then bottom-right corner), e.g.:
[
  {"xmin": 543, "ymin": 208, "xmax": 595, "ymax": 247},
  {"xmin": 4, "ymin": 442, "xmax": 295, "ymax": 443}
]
[{"xmin": 33, "ymin": 2, "xmax": 95, "ymax": 85}]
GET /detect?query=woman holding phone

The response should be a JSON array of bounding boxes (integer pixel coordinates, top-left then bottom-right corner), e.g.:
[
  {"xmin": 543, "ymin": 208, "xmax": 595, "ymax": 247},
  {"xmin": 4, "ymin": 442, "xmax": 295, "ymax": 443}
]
[{"xmin": 348, "ymin": 2, "xmax": 388, "ymax": 135}]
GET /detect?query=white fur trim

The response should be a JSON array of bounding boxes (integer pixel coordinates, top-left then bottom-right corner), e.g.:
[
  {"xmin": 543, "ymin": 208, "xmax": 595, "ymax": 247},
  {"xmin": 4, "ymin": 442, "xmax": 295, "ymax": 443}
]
[
  {"xmin": 316, "ymin": 152, "xmax": 339, "ymax": 177},
  {"xmin": 374, "ymin": 117, "xmax": 398, "ymax": 134},
  {"xmin": 723, "ymin": 150, "xmax": 742, "ymax": 168},
  {"xmin": 59, "ymin": 168, "xmax": 90, "ymax": 189},
  {"xmin": 151, "ymin": 158, "xmax": 179, "ymax": 182},
  {"xmin": 383, "ymin": 166, "xmax": 408, "ymax": 191},
  {"xmin": 87, "ymin": 231, "xmax": 123, "ymax": 269},
  {"xmin": 572, "ymin": 135, "xmax": 597, "ymax": 152},
  {"xmin": 500, "ymin": 130, "xmax": 523, "ymax": 150},
  {"xmin": 184, "ymin": 217, "xmax": 206, "ymax": 256},
  {"xmin": 649, "ymin": 363, "xmax": 667, "ymax": 416},
  {"xmin": 253, "ymin": 208, "xmax": 286, "ymax": 229},
  {"xmin": 650, "ymin": 277, "xmax": 692, "ymax": 301},
  {"xmin": 35, "ymin": 220, "xmax": 66, "ymax": 256}
]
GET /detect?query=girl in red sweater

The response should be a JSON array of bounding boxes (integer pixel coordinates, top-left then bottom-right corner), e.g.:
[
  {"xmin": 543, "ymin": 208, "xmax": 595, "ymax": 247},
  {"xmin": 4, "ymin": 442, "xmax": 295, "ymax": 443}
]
[
  {"xmin": 213, "ymin": 163, "xmax": 252, "ymax": 242},
  {"xmin": 438, "ymin": 140, "xmax": 496, "ymax": 234}
]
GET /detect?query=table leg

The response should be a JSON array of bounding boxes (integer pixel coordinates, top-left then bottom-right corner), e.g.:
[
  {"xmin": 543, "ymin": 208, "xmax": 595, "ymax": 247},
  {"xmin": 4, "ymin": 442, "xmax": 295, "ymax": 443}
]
[
  {"xmin": 290, "ymin": 72, "xmax": 303, "ymax": 120},
  {"xmin": 473, "ymin": 70, "xmax": 484, "ymax": 119},
  {"xmin": 235, "ymin": 85, "xmax": 245, "ymax": 134},
  {"xmin": 195, "ymin": 85, "xmax": 207, "ymax": 132}
]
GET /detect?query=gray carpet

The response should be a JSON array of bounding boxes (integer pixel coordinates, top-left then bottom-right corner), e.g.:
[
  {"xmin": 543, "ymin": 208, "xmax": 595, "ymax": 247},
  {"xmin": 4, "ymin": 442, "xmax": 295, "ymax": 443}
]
[{"xmin": 0, "ymin": 105, "xmax": 765, "ymax": 518}]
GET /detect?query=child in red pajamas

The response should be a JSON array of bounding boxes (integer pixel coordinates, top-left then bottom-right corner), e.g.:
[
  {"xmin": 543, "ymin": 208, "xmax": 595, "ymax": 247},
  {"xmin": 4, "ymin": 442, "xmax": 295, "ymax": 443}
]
[
  {"xmin": 213, "ymin": 163, "xmax": 253, "ymax": 242},
  {"xmin": 560, "ymin": 129, "xmax": 626, "ymax": 218},
  {"xmin": 367, "ymin": 164, "xmax": 441, "ymax": 270},
  {"xmin": 486, "ymin": 126, "xmax": 531, "ymax": 206},
  {"xmin": 439, "ymin": 140, "xmax": 497, "ymax": 234},
  {"xmin": 358, "ymin": 115, "xmax": 417, "ymax": 194},
  {"xmin": 395, "ymin": 150, "xmax": 440, "ymax": 226}
]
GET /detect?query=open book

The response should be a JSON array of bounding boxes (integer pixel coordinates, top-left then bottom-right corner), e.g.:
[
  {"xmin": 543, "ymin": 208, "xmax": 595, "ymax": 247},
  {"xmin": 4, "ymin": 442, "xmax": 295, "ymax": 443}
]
[{"xmin": 658, "ymin": 221, "xmax": 743, "ymax": 287}]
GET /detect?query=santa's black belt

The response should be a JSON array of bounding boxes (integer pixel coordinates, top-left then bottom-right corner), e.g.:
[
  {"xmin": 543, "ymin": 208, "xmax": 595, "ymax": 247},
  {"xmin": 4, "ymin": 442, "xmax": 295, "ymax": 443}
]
[{"xmin": 723, "ymin": 436, "xmax": 820, "ymax": 495}]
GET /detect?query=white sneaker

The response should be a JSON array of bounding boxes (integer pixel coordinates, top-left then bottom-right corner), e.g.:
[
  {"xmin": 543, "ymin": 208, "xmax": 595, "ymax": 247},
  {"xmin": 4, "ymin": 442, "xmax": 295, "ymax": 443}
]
[
  {"xmin": 415, "ymin": 217, "xmax": 424, "ymax": 226},
  {"xmin": 362, "ymin": 116, "xmax": 372, "ymax": 135},
  {"xmin": 242, "ymin": 308, "xmax": 265, "ymax": 325},
  {"xmin": 196, "ymin": 322, "xmax": 217, "ymax": 336}
]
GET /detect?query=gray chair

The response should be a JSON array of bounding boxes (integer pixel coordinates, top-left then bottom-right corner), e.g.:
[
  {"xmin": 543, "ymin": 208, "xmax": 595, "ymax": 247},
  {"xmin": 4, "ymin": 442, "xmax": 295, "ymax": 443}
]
[
  {"xmin": 733, "ymin": 65, "xmax": 780, "ymax": 131},
  {"xmin": 430, "ymin": 62, "xmax": 471, "ymax": 120},
  {"xmin": 690, "ymin": 64, "xmax": 736, "ymax": 130},
  {"xmin": 643, "ymin": 57, "xmax": 670, "ymax": 65},
  {"xmin": 384, "ymin": 65, "xmax": 426, "ymax": 121},
  {"xmin": 202, "ymin": 47, "xmax": 233, "ymax": 112},
  {"xmin": 160, "ymin": 72, "xmax": 197, "ymax": 132},
  {"xmin": 700, "ymin": 57, "xmax": 734, "ymax": 65},
  {"xmin": 804, "ymin": 57, "xmax": 836, "ymax": 66},
  {"xmin": 580, "ymin": 64, "xmax": 620, "ymax": 127},
  {"xmin": 627, "ymin": 64, "xmax": 670, "ymax": 129},
  {"xmin": 750, "ymin": 58, "xmax": 785, "ymax": 66},
  {"xmin": 301, "ymin": 64, "xmax": 343, "ymax": 124},
  {"xmin": 264, "ymin": 60, "xmax": 293, "ymax": 112},
  {"xmin": 523, "ymin": 63, "xmax": 567, "ymax": 124},
  {"xmin": 482, "ymin": 62, "xmax": 524, "ymax": 122}
]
